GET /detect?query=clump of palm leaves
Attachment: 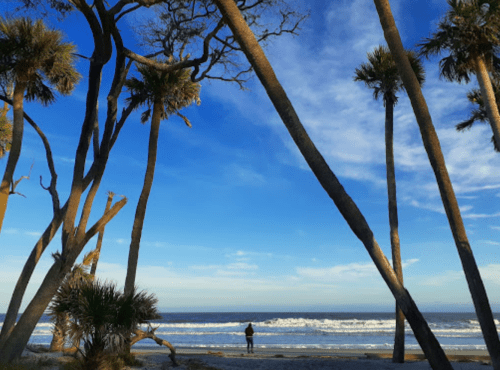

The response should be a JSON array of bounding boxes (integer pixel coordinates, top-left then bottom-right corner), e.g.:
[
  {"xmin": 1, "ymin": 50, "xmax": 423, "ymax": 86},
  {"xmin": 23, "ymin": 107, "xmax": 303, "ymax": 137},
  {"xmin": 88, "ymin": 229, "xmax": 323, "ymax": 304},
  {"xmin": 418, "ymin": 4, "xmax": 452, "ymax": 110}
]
[
  {"xmin": 48, "ymin": 252, "xmax": 96, "ymax": 352},
  {"xmin": 49, "ymin": 277, "xmax": 160, "ymax": 370}
]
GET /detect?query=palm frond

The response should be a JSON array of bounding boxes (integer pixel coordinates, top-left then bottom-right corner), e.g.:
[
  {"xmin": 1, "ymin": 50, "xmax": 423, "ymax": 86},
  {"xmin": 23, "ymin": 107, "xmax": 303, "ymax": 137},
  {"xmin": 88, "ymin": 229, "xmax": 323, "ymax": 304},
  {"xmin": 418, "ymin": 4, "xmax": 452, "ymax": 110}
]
[
  {"xmin": 125, "ymin": 60, "xmax": 201, "ymax": 126},
  {"xmin": 0, "ymin": 16, "xmax": 80, "ymax": 101},
  {"xmin": 354, "ymin": 45, "xmax": 424, "ymax": 106}
]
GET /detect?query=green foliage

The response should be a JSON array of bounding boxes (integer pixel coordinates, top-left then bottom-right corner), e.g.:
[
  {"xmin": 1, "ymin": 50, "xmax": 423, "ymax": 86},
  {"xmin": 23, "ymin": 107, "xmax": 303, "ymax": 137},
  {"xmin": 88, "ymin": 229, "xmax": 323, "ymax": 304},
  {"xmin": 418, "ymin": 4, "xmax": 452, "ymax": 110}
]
[
  {"xmin": 0, "ymin": 16, "xmax": 81, "ymax": 104},
  {"xmin": 125, "ymin": 63, "xmax": 201, "ymax": 125},
  {"xmin": 457, "ymin": 81, "xmax": 500, "ymax": 151},
  {"xmin": 418, "ymin": 0, "xmax": 500, "ymax": 82},
  {"xmin": 50, "ymin": 279, "xmax": 160, "ymax": 370},
  {"xmin": 354, "ymin": 45, "xmax": 425, "ymax": 106},
  {"xmin": 0, "ymin": 103, "xmax": 12, "ymax": 158}
]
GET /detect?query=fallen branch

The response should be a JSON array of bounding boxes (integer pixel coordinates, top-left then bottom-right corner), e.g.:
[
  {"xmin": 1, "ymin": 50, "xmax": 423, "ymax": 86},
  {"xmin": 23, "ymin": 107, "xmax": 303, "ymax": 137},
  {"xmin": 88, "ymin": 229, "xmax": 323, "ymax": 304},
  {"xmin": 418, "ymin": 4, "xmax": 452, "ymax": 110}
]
[{"xmin": 130, "ymin": 326, "xmax": 177, "ymax": 366}]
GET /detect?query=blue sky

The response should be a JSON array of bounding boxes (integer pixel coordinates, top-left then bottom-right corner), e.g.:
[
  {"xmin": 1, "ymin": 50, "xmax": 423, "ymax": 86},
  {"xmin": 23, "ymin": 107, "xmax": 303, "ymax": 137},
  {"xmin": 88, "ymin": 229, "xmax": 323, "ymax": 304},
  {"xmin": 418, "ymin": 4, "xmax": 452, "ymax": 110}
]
[{"xmin": 1, "ymin": 0, "xmax": 500, "ymax": 313}]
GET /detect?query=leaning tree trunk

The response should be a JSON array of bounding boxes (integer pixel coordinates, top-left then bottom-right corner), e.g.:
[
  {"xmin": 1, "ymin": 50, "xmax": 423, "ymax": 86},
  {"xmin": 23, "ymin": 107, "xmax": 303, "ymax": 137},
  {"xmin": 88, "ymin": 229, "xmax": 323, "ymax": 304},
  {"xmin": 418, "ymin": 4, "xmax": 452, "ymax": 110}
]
[
  {"xmin": 475, "ymin": 55, "xmax": 500, "ymax": 151},
  {"xmin": 374, "ymin": 1, "xmax": 500, "ymax": 369},
  {"xmin": 0, "ymin": 197, "xmax": 127, "ymax": 363},
  {"xmin": 0, "ymin": 211, "xmax": 64, "ymax": 347},
  {"xmin": 212, "ymin": 1, "xmax": 453, "ymax": 369},
  {"xmin": 0, "ymin": 81, "xmax": 26, "ymax": 234},
  {"xmin": 124, "ymin": 100, "xmax": 162, "ymax": 296},
  {"xmin": 385, "ymin": 98, "xmax": 405, "ymax": 363}
]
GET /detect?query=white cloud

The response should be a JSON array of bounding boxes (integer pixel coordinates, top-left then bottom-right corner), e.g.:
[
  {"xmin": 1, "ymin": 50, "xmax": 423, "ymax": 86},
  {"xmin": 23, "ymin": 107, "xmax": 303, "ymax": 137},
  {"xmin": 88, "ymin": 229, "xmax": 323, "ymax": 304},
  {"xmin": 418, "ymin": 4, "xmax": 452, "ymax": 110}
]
[
  {"xmin": 419, "ymin": 270, "xmax": 465, "ymax": 287},
  {"xmin": 463, "ymin": 212, "xmax": 500, "ymax": 219},
  {"xmin": 25, "ymin": 231, "xmax": 42, "ymax": 237},
  {"xmin": 479, "ymin": 240, "xmax": 500, "ymax": 246},
  {"xmin": 296, "ymin": 259, "xmax": 419, "ymax": 283},
  {"xmin": 197, "ymin": 0, "xmax": 500, "ymax": 222}
]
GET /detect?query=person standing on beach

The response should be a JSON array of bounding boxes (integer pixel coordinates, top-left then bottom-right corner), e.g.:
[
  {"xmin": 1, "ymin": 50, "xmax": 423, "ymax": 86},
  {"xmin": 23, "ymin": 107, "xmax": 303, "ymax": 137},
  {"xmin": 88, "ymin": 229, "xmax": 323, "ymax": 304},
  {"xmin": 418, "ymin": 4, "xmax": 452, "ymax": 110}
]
[{"xmin": 245, "ymin": 323, "xmax": 254, "ymax": 353}]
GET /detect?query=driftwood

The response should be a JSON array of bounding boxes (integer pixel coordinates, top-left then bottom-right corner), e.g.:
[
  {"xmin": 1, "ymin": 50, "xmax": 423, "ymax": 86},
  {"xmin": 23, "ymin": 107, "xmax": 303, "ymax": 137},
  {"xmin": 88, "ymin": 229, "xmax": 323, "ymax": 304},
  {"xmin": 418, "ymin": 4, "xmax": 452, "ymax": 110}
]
[{"xmin": 130, "ymin": 326, "xmax": 178, "ymax": 366}]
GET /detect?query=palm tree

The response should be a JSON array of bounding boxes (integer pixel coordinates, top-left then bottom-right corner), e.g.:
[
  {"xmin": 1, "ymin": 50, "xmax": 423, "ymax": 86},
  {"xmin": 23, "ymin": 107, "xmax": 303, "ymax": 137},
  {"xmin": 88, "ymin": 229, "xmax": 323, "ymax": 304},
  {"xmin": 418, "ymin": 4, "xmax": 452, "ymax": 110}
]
[
  {"xmin": 418, "ymin": 0, "xmax": 500, "ymax": 154},
  {"xmin": 123, "ymin": 63, "xmax": 200, "ymax": 297},
  {"xmin": 457, "ymin": 78, "xmax": 500, "ymax": 151},
  {"xmin": 212, "ymin": 0, "xmax": 454, "ymax": 369},
  {"xmin": 0, "ymin": 17, "xmax": 80, "ymax": 233},
  {"xmin": 374, "ymin": 0, "xmax": 500, "ymax": 369},
  {"xmin": 49, "ymin": 279, "xmax": 160, "ymax": 370},
  {"xmin": 354, "ymin": 45, "xmax": 425, "ymax": 363}
]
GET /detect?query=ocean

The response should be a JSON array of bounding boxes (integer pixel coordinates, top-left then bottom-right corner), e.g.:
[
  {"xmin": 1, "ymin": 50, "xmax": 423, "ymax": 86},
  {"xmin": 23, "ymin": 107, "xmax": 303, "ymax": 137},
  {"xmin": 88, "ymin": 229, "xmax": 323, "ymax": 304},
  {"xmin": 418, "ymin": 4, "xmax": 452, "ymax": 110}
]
[{"xmin": 2, "ymin": 312, "xmax": 497, "ymax": 351}]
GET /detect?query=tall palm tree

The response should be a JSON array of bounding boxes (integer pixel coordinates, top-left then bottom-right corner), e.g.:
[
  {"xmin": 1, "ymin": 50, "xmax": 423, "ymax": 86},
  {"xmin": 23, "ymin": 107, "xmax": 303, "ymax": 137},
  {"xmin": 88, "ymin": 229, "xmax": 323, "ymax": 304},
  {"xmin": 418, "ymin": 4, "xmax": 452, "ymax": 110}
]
[
  {"xmin": 0, "ymin": 17, "xmax": 80, "ymax": 233},
  {"xmin": 457, "ymin": 78, "xmax": 500, "ymax": 151},
  {"xmin": 123, "ymin": 63, "xmax": 200, "ymax": 297},
  {"xmin": 354, "ymin": 45, "xmax": 425, "ymax": 363},
  {"xmin": 374, "ymin": 0, "xmax": 500, "ymax": 369},
  {"xmin": 212, "ymin": 0, "xmax": 453, "ymax": 369},
  {"xmin": 418, "ymin": 0, "xmax": 500, "ymax": 154}
]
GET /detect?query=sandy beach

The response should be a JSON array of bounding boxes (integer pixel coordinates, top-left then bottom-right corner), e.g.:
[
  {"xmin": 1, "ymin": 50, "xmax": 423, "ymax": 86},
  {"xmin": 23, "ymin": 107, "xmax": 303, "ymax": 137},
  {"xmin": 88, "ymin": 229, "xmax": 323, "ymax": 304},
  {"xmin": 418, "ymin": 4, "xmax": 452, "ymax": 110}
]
[{"xmin": 19, "ymin": 346, "xmax": 493, "ymax": 370}]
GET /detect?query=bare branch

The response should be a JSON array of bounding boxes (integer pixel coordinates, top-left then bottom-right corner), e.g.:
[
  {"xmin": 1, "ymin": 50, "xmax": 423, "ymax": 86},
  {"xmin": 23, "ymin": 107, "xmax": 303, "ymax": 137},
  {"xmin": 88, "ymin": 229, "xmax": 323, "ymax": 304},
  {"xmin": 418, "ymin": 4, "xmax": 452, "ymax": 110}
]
[
  {"xmin": 10, "ymin": 162, "xmax": 33, "ymax": 197},
  {"xmin": 115, "ymin": 4, "xmax": 141, "ymax": 22},
  {"xmin": 0, "ymin": 95, "xmax": 61, "ymax": 213}
]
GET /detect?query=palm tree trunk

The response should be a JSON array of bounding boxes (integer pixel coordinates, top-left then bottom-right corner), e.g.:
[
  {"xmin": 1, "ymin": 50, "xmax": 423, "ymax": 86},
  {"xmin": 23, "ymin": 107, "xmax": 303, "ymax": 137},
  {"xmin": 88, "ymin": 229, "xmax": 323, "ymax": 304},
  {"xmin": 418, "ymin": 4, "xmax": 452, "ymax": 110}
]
[
  {"xmin": 475, "ymin": 56, "xmax": 500, "ymax": 150},
  {"xmin": 49, "ymin": 312, "xmax": 68, "ymax": 352},
  {"xmin": 0, "ymin": 81, "xmax": 26, "ymax": 234},
  {"xmin": 385, "ymin": 98, "xmax": 405, "ymax": 363},
  {"xmin": 373, "ymin": 1, "xmax": 500, "ymax": 369},
  {"xmin": 212, "ymin": 1, "xmax": 452, "ymax": 369},
  {"xmin": 124, "ymin": 100, "xmax": 162, "ymax": 296}
]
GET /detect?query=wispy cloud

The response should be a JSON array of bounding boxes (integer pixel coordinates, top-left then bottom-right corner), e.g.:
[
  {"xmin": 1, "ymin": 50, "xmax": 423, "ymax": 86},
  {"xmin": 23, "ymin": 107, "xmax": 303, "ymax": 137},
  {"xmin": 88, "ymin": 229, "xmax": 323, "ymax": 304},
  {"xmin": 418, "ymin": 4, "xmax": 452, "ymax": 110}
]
[
  {"xmin": 296, "ymin": 259, "xmax": 418, "ymax": 283},
  {"xmin": 463, "ymin": 212, "xmax": 500, "ymax": 219}
]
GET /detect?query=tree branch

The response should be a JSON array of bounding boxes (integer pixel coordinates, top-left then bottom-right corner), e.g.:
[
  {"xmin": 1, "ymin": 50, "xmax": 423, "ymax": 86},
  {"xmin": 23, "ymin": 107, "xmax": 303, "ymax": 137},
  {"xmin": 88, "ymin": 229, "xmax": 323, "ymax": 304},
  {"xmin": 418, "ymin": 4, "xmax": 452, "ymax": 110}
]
[
  {"xmin": 0, "ymin": 95, "xmax": 60, "ymax": 214},
  {"xmin": 130, "ymin": 326, "xmax": 177, "ymax": 366}
]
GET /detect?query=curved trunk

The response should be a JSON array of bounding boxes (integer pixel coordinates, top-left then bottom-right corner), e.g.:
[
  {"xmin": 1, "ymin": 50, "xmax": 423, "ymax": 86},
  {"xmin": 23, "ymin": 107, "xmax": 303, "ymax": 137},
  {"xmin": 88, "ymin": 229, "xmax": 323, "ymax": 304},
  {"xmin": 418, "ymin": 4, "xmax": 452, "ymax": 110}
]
[
  {"xmin": 385, "ymin": 98, "xmax": 405, "ymax": 363},
  {"xmin": 124, "ymin": 99, "xmax": 162, "ymax": 296},
  {"xmin": 0, "ymin": 81, "xmax": 26, "ymax": 233},
  {"xmin": 213, "ymin": 1, "xmax": 452, "ymax": 369},
  {"xmin": 374, "ymin": 1, "xmax": 500, "ymax": 369},
  {"xmin": 475, "ymin": 56, "xmax": 500, "ymax": 151}
]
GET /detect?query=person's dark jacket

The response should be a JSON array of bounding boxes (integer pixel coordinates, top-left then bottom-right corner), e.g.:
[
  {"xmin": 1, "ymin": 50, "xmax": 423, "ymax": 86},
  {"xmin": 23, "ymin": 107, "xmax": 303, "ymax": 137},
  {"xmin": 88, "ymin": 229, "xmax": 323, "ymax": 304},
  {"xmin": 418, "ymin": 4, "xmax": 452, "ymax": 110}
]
[{"xmin": 245, "ymin": 326, "xmax": 254, "ymax": 337}]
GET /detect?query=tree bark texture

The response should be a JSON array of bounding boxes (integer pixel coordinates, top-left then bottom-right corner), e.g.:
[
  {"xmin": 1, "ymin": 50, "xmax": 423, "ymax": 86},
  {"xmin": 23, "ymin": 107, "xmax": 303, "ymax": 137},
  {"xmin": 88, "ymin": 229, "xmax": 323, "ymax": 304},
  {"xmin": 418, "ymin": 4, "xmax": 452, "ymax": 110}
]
[
  {"xmin": 0, "ymin": 82, "xmax": 26, "ymax": 234},
  {"xmin": 373, "ymin": 1, "xmax": 500, "ymax": 369},
  {"xmin": 475, "ymin": 56, "xmax": 500, "ymax": 151},
  {"xmin": 385, "ymin": 98, "xmax": 405, "ymax": 363},
  {"xmin": 212, "ymin": 1, "xmax": 453, "ymax": 369},
  {"xmin": 49, "ymin": 313, "xmax": 68, "ymax": 352},
  {"xmin": 124, "ymin": 100, "xmax": 162, "ymax": 296}
]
